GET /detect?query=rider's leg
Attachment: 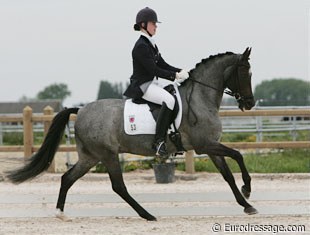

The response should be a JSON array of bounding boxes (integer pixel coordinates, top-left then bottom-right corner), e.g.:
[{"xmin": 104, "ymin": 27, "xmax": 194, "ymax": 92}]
[
  {"xmin": 142, "ymin": 83, "xmax": 175, "ymax": 110},
  {"xmin": 142, "ymin": 83, "xmax": 175, "ymax": 156},
  {"xmin": 152, "ymin": 102, "xmax": 174, "ymax": 156}
]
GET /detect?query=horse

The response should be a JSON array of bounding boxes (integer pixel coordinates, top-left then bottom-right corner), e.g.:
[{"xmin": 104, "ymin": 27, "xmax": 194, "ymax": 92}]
[{"xmin": 7, "ymin": 47, "xmax": 257, "ymax": 221}]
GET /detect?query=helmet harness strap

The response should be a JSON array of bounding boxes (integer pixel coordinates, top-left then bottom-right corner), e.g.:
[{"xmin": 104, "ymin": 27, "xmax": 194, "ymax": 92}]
[{"xmin": 142, "ymin": 22, "xmax": 152, "ymax": 37}]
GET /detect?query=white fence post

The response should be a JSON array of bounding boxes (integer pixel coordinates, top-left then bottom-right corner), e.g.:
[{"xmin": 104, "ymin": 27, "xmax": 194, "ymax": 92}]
[
  {"xmin": 292, "ymin": 116, "xmax": 297, "ymax": 141},
  {"xmin": 256, "ymin": 116, "xmax": 263, "ymax": 142},
  {"xmin": 0, "ymin": 122, "xmax": 3, "ymax": 145}
]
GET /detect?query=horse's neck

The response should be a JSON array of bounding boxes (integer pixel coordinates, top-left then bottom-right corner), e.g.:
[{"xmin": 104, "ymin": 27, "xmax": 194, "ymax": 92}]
[
  {"xmin": 180, "ymin": 54, "xmax": 237, "ymax": 112},
  {"xmin": 179, "ymin": 68, "xmax": 223, "ymax": 113}
]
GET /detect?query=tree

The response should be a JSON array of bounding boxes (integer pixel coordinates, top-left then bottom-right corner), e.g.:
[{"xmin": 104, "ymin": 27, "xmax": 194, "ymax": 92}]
[
  {"xmin": 97, "ymin": 81, "xmax": 123, "ymax": 99},
  {"xmin": 18, "ymin": 95, "xmax": 36, "ymax": 102},
  {"xmin": 254, "ymin": 78, "xmax": 310, "ymax": 106},
  {"xmin": 37, "ymin": 83, "xmax": 71, "ymax": 102}
]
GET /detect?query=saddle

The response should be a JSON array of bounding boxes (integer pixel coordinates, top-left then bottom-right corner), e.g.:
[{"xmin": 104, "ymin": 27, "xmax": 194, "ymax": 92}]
[{"xmin": 124, "ymin": 81, "xmax": 185, "ymax": 153}]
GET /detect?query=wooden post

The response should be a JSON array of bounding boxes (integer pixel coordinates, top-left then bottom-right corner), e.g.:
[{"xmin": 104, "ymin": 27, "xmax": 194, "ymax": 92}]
[
  {"xmin": 185, "ymin": 150, "xmax": 195, "ymax": 174},
  {"xmin": 23, "ymin": 106, "xmax": 33, "ymax": 159},
  {"xmin": 43, "ymin": 106, "xmax": 54, "ymax": 137},
  {"xmin": 44, "ymin": 106, "xmax": 56, "ymax": 173}
]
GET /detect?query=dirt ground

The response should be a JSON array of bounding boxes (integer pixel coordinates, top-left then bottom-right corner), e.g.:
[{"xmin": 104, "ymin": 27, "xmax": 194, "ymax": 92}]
[
  {"xmin": 0, "ymin": 153, "xmax": 309, "ymax": 235},
  {"xmin": 0, "ymin": 215, "xmax": 308, "ymax": 235}
]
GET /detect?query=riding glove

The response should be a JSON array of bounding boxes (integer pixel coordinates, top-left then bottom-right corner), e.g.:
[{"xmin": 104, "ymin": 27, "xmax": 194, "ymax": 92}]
[{"xmin": 176, "ymin": 69, "xmax": 189, "ymax": 83}]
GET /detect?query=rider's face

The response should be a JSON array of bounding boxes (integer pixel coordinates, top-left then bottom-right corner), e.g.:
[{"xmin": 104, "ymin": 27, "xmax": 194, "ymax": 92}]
[{"xmin": 146, "ymin": 21, "xmax": 157, "ymax": 36}]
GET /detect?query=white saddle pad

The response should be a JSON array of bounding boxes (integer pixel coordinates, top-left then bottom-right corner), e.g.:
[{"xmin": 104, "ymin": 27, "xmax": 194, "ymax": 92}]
[{"xmin": 124, "ymin": 81, "xmax": 182, "ymax": 135}]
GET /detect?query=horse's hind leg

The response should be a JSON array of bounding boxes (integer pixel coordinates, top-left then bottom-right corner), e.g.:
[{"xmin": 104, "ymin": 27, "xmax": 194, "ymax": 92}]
[
  {"xmin": 102, "ymin": 151, "xmax": 157, "ymax": 221},
  {"xmin": 56, "ymin": 153, "xmax": 99, "ymax": 220},
  {"xmin": 209, "ymin": 155, "xmax": 258, "ymax": 215}
]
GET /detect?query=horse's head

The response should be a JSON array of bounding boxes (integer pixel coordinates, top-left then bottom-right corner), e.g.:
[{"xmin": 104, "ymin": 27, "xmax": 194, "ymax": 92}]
[{"xmin": 224, "ymin": 47, "xmax": 255, "ymax": 111}]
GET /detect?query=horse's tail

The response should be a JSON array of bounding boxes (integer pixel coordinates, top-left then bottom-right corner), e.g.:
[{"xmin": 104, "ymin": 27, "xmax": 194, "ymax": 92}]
[{"xmin": 6, "ymin": 108, "xmax": 79, "ymax": 183}]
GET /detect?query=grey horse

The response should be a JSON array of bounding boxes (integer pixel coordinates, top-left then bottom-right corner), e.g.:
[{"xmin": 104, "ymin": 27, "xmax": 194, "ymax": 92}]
[{"xmin": 7, "ymin": 47, "xmax": 257, "ymax": 221}]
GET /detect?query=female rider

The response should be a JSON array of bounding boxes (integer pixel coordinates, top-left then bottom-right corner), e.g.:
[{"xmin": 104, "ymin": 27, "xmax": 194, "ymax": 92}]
[{"xmin": 123, "ymin": 7, "xmax": 189, "ymax": 156}]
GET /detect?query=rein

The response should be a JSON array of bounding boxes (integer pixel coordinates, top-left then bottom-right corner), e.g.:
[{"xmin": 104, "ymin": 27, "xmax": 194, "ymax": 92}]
[
  {"xmin": 188, "ymin": 77, "xmax": 223, "ymax": 93},
  {"xmin": 188, "ymin": 77, "xmax": 237, "ymax": 98},
  {"xmin": 186, "ymin": 74, "xmax": 228, "ymax": 126}
]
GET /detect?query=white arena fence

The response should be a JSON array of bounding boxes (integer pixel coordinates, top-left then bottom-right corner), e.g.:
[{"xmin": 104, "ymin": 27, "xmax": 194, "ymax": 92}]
[{"xmin": 0, "ymin": 105, "xmax": 309, "ymax": 173}]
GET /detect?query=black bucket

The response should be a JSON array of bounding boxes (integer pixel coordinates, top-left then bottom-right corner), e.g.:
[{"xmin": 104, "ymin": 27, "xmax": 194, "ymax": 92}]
[{"xmin": 152, "ymin": 162, "xmax": 175, "ymax": 184}]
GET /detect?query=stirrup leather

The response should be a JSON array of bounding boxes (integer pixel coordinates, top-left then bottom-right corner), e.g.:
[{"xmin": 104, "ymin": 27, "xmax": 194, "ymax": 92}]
[{"xmin": 155, "ymin": 141, "xmax": 168, "ymax": 156}]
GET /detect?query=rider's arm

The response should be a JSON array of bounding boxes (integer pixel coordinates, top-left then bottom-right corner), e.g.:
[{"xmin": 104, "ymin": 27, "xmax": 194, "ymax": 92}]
[{"xmin": 157, "ymin": 53, "xmax": 181, "ymax": 73}]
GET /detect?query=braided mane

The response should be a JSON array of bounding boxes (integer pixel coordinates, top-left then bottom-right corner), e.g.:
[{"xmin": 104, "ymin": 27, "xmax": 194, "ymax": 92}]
[{"xmin": 190, "ymin": 51, "xmax": 235, "ymax": 73}]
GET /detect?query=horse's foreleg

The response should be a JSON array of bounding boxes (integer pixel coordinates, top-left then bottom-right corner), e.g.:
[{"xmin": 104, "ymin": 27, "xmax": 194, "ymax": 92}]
[
  {"xmin": 205, "ymin": 143, "xmax": 252, "ymax": 198},
  {"xmin": 209, "ymin": 155, "xmax": 258, "ymax": 215},
  {"xmin": 103, "ymin": 154, "xmax": 157, "ymax": 221},
  {"xmin": 230, "ymin": 150, "xmax": 252, "ymax": 199}
]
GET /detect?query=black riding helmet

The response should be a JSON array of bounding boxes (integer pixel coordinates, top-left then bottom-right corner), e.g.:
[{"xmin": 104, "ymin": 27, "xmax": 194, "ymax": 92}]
[{"xmin": 134, "ymin": 7, "xmax": 161, "ymax": 32}]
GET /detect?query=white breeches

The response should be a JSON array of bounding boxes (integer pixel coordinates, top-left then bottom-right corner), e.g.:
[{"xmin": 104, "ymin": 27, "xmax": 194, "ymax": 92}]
[{"xmin": 142, "ymin": 83, "xmax": 175, "ymax": 110}]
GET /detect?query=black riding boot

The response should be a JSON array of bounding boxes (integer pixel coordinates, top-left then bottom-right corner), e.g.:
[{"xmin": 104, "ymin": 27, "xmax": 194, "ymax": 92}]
[{"xmin": 153, "ymin": 102, "xmax": 174, "ymax": 157}]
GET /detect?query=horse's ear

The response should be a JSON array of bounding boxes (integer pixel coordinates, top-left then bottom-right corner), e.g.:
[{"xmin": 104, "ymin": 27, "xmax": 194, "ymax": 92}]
[{"xmin": 242, "ymin": 47, "xmax": 251, "ymax": 60}]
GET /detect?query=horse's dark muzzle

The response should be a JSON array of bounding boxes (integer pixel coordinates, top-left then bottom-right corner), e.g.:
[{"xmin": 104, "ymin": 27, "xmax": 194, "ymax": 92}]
[
  {"xmin": 244, "ymin": 98, "xmax": 255, "ymax": 110},
  {"xmin": 238, "ymin": 96, "xmax": 255, "ymax": 111}
]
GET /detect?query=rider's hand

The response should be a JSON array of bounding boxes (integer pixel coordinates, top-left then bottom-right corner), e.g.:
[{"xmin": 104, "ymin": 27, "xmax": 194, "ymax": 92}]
[{"xmin": 176, "ymin": 69, "xmax": 189, "ymax": 83}]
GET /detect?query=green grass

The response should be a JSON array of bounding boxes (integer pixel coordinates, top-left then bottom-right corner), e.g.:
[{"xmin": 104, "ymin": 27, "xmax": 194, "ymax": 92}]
[
  {"xmin": 244, "ymin": 149, "xmax": 310, "ymax": 173},
  {"xmin": 263, "ymin": 130, "xmax": 310, "ymax": 142},
  {"xmin": 221, "ymin": 130, "xmax": 309, "ymax": 142},
  {"xmin": 2, "ymin": 132, "xmax": 24, "ymax": 145},
  {"xmin": 3, "ymin": 131, "xmax": 76, "ymax": 145},
  {"xmin": 176, "ymin": 149, "xmax": 310, "ymax": 173},
  {"xmin": 93, "ymin": 149, "xmax": 309, "ymax": 173}
]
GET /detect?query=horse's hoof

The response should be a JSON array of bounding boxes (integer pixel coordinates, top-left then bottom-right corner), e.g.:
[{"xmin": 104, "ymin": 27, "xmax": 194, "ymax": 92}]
[
  {"xmin": 145, "ymin": 215, "xmax": 157, "ymax": 221},
  {"xmin": 244, "ymin": 206, "xmax": 258, "ymax": 215},
  {"xmin": 55, "ymin": 209, "xmax": 72, "ymax": 222},
  {"xmin": 241, "ymin": 185, "xmax": 251, "ymax": 199}
]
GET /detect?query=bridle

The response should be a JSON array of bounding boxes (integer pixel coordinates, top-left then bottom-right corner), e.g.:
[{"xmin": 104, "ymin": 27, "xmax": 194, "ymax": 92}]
[
  {"xmin": 186, "ymin": 60, "xmax": 253, "ymax": 126},
  {"xmin": 224, "ymin": 62, "xmax": 254, "ymax": 104},
  {"xmin": 189, "ymin": 61, "xmax": 252, "ymax": 99}
]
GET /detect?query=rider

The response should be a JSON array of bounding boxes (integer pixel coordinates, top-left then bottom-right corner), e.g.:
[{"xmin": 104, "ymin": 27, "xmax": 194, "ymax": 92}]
[{"xmin": 123, "ymin": 7, "xmax": 189, "ymax": 156}]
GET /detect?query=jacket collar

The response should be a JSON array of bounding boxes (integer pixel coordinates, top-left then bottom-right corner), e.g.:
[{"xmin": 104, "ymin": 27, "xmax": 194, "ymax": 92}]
[{"xmin": 139, "ymin": 31, "xmax": 156, "ymax": 48}]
